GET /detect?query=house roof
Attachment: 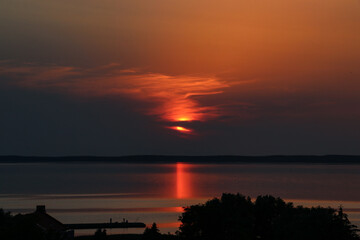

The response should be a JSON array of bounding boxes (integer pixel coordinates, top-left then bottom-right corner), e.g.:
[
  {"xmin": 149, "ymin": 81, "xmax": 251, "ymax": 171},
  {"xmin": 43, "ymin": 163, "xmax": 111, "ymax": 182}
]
[{"xmin": 26, "ymin": 206, "xmax": 67, "ymax": 232}]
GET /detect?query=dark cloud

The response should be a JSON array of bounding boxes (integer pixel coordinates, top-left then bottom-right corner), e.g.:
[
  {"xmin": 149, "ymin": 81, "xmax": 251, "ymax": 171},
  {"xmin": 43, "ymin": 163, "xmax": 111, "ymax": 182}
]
[{"xmin": 0, "ymin": 60, "xmax": 360, "ymax": 155}]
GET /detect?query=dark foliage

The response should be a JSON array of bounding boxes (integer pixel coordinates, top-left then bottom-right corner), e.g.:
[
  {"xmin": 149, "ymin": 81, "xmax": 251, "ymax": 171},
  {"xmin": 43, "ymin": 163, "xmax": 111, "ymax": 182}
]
[
  {"xmin": 94, "ymin": 228, "xmax": 107, "ymax": 240},
  {"xmin": 0, "ymin": 209, "xmax": 63, "ymax": 240},
  {"xmin": 142, "ymin": 223, "xmax": 162, "ymax": 240},
  {"xmin": 178, "ymin": 193, "xmax": 359, "ymax": 240}
]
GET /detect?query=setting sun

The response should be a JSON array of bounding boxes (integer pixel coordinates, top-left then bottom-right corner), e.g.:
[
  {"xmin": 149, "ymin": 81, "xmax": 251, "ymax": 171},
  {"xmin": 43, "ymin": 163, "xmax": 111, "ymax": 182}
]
[{"xmin": 169, "ymin": 126, "xmax": 192, "ymax": 133}]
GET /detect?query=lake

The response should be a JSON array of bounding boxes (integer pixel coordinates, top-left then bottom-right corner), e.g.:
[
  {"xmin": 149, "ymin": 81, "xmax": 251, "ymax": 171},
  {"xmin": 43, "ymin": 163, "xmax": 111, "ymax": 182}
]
[{"xmin": 0, "ymin": 162, "xmax": 359, "ymax": 235}]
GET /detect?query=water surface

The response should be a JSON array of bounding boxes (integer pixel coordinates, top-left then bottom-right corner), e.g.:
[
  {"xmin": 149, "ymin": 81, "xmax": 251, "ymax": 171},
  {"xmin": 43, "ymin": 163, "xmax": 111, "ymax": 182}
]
[{"xmin": 0, "ymin": 162, "xmax": 359, "ymax": 235}]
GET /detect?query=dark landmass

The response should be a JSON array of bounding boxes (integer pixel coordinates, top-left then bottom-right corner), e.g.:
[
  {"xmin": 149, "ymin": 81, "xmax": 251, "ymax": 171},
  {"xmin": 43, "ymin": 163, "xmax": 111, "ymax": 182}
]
[
  {"xmin": 1, "ymin": 155, "xmax": 360, "ymax": 164},
  {"xmin": 75, "ymin": 234, "xmax": 177, "ymax": 240},
  {"xmin": 75, "ymin": 234, "xmax": 142, "ymax": 240},
  {"xmin": 65, "ymin": 222, "xmax": 145, "ymax": 230}
]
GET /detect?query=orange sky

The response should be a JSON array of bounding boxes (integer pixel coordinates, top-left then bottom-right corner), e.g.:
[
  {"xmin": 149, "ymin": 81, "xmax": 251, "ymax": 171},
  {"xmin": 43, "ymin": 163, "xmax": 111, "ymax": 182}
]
[{"xmin": 0, "ymin": 0, "xmax": 359, "ymax": 154}]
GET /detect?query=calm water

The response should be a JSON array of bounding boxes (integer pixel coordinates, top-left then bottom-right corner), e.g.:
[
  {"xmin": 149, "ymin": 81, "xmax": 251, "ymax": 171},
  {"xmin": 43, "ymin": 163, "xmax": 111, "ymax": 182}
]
[{"xmin": 1, "ymin": 162, "xmax": 360, "ymax": 235}]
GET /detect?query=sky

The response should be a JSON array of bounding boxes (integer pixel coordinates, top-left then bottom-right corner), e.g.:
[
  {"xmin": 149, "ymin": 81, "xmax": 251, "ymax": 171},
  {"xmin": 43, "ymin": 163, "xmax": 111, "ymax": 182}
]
[{"xmin": 0, "ymin": 0, "xmax": 359, "ymax": 156}]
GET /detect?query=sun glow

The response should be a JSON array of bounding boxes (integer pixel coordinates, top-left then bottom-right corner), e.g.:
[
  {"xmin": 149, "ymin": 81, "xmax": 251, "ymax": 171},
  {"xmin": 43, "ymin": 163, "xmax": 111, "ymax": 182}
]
[
  {"xmin": 177, "ymin": 117, "xmax": 191, "ymax": 122},
  {"xmin": 169, "ymin": 126, "xmax": 192, "ymax": 133},
  {"xmin": 2, "ymin": 63, "xmax": 228, "ymax": 135}
]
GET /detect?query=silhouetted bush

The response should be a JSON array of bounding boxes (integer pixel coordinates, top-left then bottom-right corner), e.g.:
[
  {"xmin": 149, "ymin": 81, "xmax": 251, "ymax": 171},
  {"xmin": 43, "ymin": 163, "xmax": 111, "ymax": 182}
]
[
  {"xmin": 178, "ymin": 193, "xmax": 359, "ymax": 240},
  {"xmin": 142, "ymin": 223, "xmax": 162, "ymax": 240},
  {"xmin": 94, "ymin": 228, "xmax": 107, "ymax": 240}
]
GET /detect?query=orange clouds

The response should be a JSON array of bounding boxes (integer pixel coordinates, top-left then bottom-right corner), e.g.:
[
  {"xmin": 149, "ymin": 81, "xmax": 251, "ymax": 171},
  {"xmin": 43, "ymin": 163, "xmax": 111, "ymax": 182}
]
[
  {"xmin": 124, "ymin": 74, "xmax": 227, "ymax": 122},
  {"xmin": 0, "ymin": 62, "xmax": 228, "ymax": 133}
]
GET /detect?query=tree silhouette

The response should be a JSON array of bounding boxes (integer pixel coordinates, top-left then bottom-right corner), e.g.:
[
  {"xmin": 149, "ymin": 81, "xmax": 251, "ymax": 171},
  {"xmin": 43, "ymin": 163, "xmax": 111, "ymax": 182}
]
[
  {"xmin": 94, "ymin": 228, "xmax": 107, "ymax": 240},
  {"xmin": 143, "ymin": 222, "xmax": 162, "ymax": 240},
  {"xmin": 178, "ymin": 193, "xmax": 359, "ymax": 240},
  {"xmin": 0, "ymin": 209, "xmax": 13, "ymax": 239}
]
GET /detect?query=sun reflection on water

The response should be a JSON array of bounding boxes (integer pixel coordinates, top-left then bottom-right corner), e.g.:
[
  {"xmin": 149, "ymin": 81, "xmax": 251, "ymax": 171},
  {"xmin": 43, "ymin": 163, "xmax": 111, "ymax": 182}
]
[{"xmin": 176, "ymin": 163, "xmax": 192, "ymax": 199}]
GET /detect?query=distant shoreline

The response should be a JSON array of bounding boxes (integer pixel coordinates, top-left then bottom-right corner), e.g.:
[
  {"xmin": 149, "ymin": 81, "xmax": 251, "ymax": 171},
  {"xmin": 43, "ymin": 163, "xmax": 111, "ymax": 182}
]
[{"xmin": 1, "ymin": 155, "xmax": 360, "ymax": 164}]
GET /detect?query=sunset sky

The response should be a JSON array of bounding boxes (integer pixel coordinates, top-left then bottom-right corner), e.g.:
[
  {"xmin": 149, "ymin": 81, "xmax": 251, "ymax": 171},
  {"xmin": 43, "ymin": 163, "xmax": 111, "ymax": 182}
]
[{"xmin": 1, "ymin": 0, "xmax": 359, "ymax": 155}]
